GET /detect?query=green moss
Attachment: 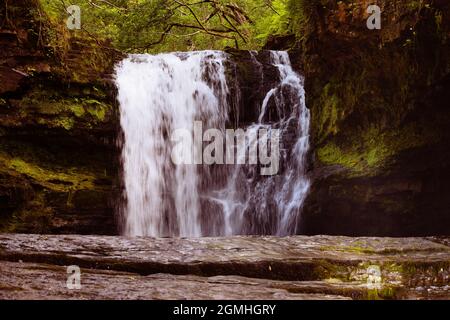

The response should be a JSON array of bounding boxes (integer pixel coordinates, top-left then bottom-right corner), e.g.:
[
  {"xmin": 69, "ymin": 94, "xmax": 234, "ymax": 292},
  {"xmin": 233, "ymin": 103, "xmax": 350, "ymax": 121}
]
[
  {"xmin": 13, "ymin": 87, "xmax": 112, "ymax": 130},
  {"xmin": 317, "ymin": 143, "xmax": 364, "ymax": 171},
  {"xmin": 37, "ymin": 116, "xmax": 74, "ymax": 130},
  {"xmin": 367, "ymin": 286, "xmax": 397, "ymax": 300},
  {"xmin": 85, "ymin": 99, "xmax": 109, "ymax": 121},
  {"xmin": 317, "ymin": 123, "xmax": 439, "ymax": 175},
  {"xmin": 317, "ymin": 84, "xmax": 340, "ymax": 137},
  {"xmin": 33, "ymin": 97, "xmax": 92, "ymax": 119},
  {"xmin": 70, "ymin": 104, "xmax": 86, "ymax": 117},
  {"xmin": 0, "ymin": 154, "xmax": 95, "ymax": 192},
  {"xmin": 56, "ymin": 116, "xmax": 75, "ymax": 130}
]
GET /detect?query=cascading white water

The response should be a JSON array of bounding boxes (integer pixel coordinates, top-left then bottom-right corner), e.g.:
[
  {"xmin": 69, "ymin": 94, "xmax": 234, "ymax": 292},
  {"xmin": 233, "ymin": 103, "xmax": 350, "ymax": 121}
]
[
  {"xmin": 210, "ymin": 51, "xmax": 311, "ymax": 236},
  {"xmin": 115, "ymin": 51, "xmax": 229, "ymax": 237},
  {"xmin": 115, "ymin": 50, "xmax": 310, "ymax": 237}
]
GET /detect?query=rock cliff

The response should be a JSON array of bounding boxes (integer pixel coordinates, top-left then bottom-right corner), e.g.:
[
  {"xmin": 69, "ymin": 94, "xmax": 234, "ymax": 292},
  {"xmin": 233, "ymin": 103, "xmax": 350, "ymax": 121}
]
[
  {"xmin": 0, "ymin": 0, "xmax": 121, "ymax": 234},
  {"xmin": 280, "ymin": 0, "xmax": 450, "ymax": 236}
]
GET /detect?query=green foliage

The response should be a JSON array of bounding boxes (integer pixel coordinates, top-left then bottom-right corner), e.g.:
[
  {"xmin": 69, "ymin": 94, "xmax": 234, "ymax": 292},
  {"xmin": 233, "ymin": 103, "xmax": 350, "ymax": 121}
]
[
  {"xmin": 286, "ymin": 0, "xmax": 319, "ymax": 36},
  {"xmin": 39, "ymin": 0, "xmax": 292, "ymax": 52},
  {"xmin": 253, "ymin": 0, "xmax": 290, "ymax": 42}
]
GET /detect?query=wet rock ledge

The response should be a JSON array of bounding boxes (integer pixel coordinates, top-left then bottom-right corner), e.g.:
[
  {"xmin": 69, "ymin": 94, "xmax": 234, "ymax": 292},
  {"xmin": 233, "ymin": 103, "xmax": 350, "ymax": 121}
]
[{"xmin": 0, "ymin": 234, "xmax": 448, "ymax": 300}]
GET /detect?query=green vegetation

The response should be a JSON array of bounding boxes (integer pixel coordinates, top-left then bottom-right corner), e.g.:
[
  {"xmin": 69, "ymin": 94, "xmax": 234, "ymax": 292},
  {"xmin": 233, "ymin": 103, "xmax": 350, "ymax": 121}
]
[
  {"xmin": 39, "ymin": 0, "xmax": 295, "ymax": 52},
  {"xmin": 285, "ymin": 0, "xmax": 319, "ymax": 36},
  {"xmin": 0, "ymin": 152, "xmax": 96, "ymax": 193},
  {"xmin": 317, "ymin": 123, "xmax": 440, "ymax": 175},
  {"xmin": 7, "ymin": 84, "xmax": 114, "ymax": 130}
]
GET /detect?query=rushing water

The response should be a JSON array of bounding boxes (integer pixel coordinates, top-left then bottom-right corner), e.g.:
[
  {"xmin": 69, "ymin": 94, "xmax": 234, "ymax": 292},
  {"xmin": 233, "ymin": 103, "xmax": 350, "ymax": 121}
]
[{"xmin": 115, "ymin": 50, "xmax": 310, "ymax": 237}]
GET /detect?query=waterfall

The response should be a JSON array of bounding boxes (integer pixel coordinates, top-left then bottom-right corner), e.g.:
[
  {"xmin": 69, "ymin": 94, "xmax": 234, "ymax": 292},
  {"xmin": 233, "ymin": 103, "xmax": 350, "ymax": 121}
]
[
  {"xmin": 115, "ymin": 50, "xmax": 310, "ymax": 237},
  {"xmin": 115, "ymin": 51, "xmax": 229, "ymax": 237},
  {"xmin": 214, "ymin": 51, "xmax": 311, "ymax": 236}
]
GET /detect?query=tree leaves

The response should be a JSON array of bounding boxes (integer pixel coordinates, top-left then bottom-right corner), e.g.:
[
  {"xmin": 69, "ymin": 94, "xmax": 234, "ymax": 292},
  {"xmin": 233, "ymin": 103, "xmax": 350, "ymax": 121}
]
[{"xmin": 39, "ymin": 0, "xmax": 291, "ymax": 52}]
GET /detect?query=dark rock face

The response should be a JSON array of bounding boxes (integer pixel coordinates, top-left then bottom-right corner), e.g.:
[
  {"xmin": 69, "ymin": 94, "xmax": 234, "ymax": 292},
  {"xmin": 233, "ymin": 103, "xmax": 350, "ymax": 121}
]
[
  {"xmin": 224, "ymin": 48, "xmax": 283, "ymax": 126},
  {"xmin": 0, "ymin": 0, "xmax": 122, "ymax": 234},
  {"xmin": 285, "ymin": 0, "xmax": 450, "ymax": 236}
]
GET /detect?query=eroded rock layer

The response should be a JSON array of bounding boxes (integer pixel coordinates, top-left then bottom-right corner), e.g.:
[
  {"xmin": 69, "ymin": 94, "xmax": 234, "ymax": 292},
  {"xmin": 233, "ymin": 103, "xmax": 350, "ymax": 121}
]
[{"xmin": 0, "ymin": 234, "xmax": 448, "ymax": 300}]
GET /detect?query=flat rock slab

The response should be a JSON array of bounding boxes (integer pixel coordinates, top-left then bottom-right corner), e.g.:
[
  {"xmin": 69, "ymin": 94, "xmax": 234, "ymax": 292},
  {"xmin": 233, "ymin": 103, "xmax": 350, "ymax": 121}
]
[
  {"xmin": 0, "ymin": 262, "xmax": 352, "ymax": 300},
  {"xmin": 0, "ymin": 234, "xmax": 448, "ymax": 299},
  {"xmin": 0, "ymin": 234, "xmax": 448, "ymax": 278}
]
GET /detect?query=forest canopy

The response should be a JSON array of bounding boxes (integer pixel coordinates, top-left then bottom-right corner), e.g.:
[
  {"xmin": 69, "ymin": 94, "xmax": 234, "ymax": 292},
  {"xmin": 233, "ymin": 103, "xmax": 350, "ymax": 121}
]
[{"xmin": 39, "ymin": 0, "xmax": 296, "ymax": 53}]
